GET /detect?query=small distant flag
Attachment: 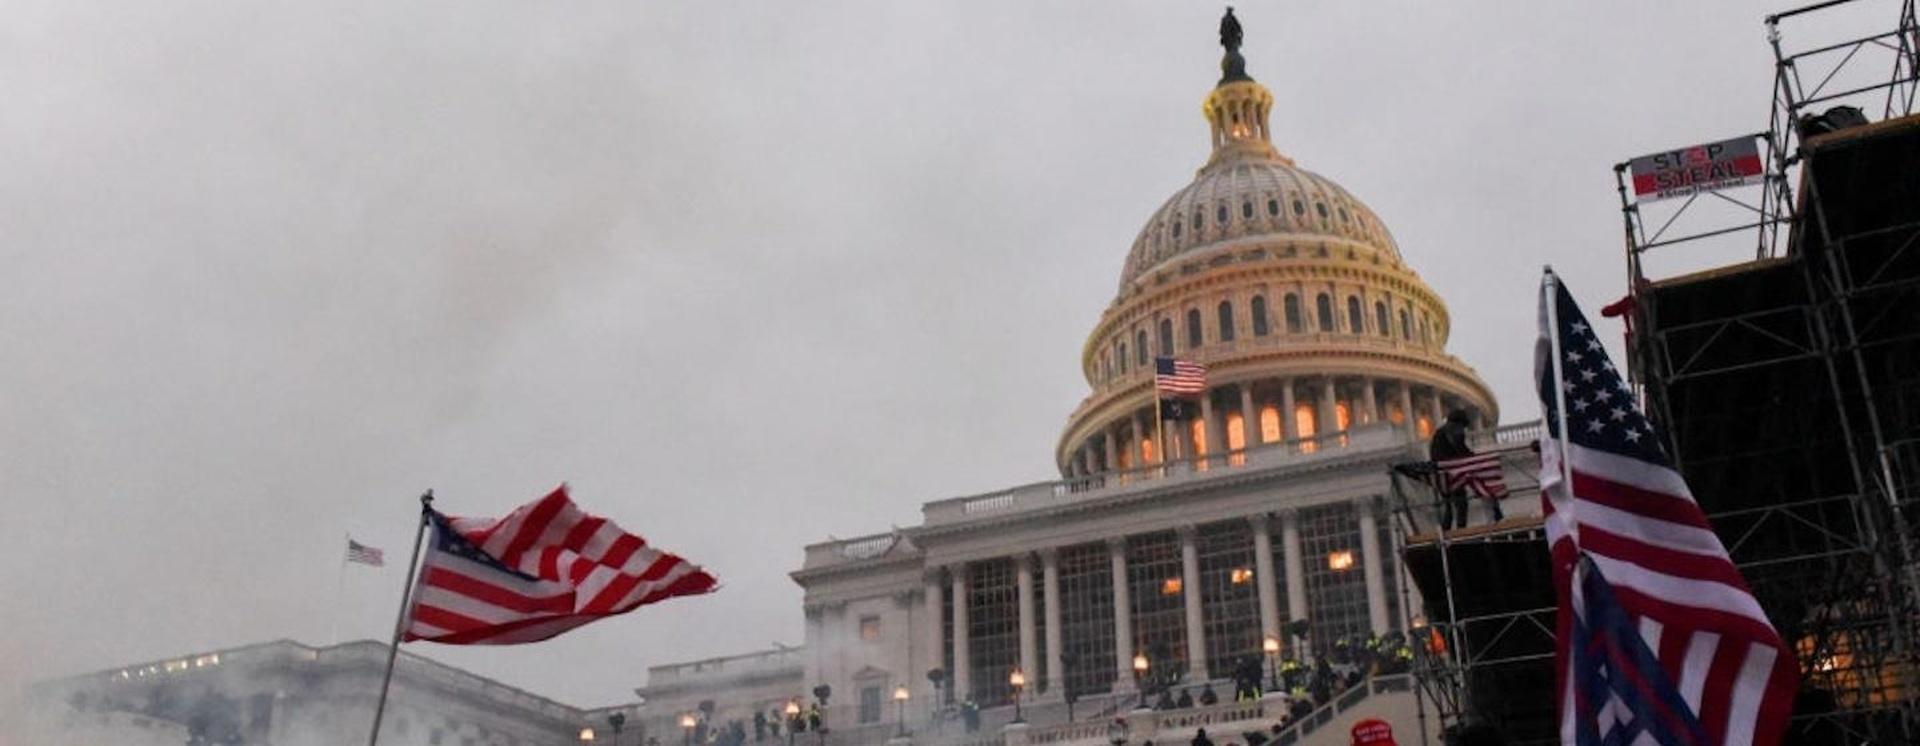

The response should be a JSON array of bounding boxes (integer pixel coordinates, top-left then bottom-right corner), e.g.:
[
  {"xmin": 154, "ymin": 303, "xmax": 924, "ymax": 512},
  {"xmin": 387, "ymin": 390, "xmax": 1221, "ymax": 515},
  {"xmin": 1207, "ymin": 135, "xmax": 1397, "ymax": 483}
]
[
  {"xmin": 402, "ymin": 485, "xmax": 717, "ymax": 645},
  {"xmin": 1154, "ymin": 357, "xmax": 1207, "ymax": 396},
  {"xmin": 1436, "ymin": 452, "xmax": 1510, "ymax": 499},
  {"xmin": 346, "ymin": 538, "xmax": 386, "ymax": 567}
]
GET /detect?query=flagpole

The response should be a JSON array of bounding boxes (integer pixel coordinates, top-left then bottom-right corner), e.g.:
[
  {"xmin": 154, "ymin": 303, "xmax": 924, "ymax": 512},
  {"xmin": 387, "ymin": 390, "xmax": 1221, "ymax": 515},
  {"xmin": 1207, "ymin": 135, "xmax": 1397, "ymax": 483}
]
[
  {"xmin": 367, "ymin": 490, "xmax": 433, "ymax": 746},
  {"xmin": 1152, "ymin": 392, "xmax": 1168, "ymax": 478},
  {"xmin": 330, "ymin": 531, "xmax": 348, "ymax": 645},
  {"xmin": 1542, "ymin": 268, "xmax": 1580, "ymax": 544}
]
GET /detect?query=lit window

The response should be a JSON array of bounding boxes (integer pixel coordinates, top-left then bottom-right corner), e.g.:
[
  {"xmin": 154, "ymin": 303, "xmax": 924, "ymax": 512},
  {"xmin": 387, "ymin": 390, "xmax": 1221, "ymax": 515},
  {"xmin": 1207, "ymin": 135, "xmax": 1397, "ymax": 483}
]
[
  {"xmin": 1190, "ymin": 419, "xmax": 1208, "ymax": 471},
  {"xmin": 1260, "ymin": 405, "xmax": 1282, "ymax": 444},
  {"xmin": 859, "ymin": 616, "xmax": 881, "ymax": 641},
  {"xmin": 1142, "ymin": 437, "xmax": 1157, "ymax": 464},
  {"xmin": 1416, "ymin": 415, "xmax": 1433, "ymax": 438},
  {"xmin": 1335, "ymin": 402, "xmax": 1351, "ymax": 431},
  {"xmin": 1161, "ymin": 578, "xmax": 1183, "ymax": 595},
  {"xmin": 1327, "ymin": 550, "xmax": 1355, "ymax": 571},
  {"xmin": 1230, "ymin": 568, "xmax": 1254, "ymax": 584},
  {"xmin": 1295, "ymin": 403, "xmax": 1318, "ymax": 452}
]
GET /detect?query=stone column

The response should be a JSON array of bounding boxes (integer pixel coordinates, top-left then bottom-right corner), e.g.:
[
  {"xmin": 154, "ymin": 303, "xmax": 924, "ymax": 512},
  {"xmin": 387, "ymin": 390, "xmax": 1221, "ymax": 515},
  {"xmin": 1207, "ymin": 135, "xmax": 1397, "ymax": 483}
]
[
  {"xmin": 1041, "ymin": 549, "xmax": 1065, "ymax": 699},
  {"xmin": 1398, "ymin": 382, "xmax": 1415, "ymax": 430},
  {"xmin": 1356, "ymin": 497, "xmax": 1390, "ymax": 636},
  {"xmin": 1016, "ymin": 553, "xmax": 1038, "ymax": 687},
  {"xmin": 1319, "ymin": 377, "xmax": 1340, "ymax": 436},
  {"xmin": 952, "ymin": 565, "xmax": 972, "ymax": 700},
  {"xmin": 1177, "ymin": 524, "xmax": 1209, "ymax": 681},
  {"xmin": 1199, "ymin": 392, "xmax": 1221, "ymax": 467},
  {"xmin": 1279, "ymin": 379, "xmax": 1297, "ymax": 441},
  {"xmin": 1103, "ymin": 429, "xmax": 1119, "ymax": 474},
  {"xmin": 1250, "ymin": 515, "xmax": 1281, "ymax": 645},
  {"xmin": 1280, "ymin": 508, "xmax": 1309, "ymax": 659},
  {"xmin": 923, "ymin": 570, "xmax": 945, "ymax": 702},
  {"xmin": 1239, "ymin": 384, "xmax": 1260, "ymax": 447},
  {"xmin": 1108, "ymin": 538, "xmax": 1135, "ymax": 690},
  {"xmin": 1429, "ymin": 389, "xmax": 1446, "ymax": 431},
  {"xmin": 1360, "ymin": 378, "xmax": 1379, "ymax": 425}
]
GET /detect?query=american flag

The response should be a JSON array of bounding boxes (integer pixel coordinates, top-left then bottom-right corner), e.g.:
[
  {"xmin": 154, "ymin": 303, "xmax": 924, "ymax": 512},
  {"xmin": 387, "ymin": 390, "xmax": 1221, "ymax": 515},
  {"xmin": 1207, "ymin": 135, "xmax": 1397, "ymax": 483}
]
[
  {"xmin": 346, "ymin": 538, "xmax": 385, "ymax": 567},
  {"xmin": 403, "ymin": 485, "xmax": 717, "ymax": 645},
  {"xmin": 1154, "ymin": 357, "xmax": 1207, "ymax": 396},
  {"xmin": 1537, "ymin": 272, "xmax": 1796, "ymax": 746},
  {"xmin": 1436, "ymin": 452, "xmax": 1509, "ymax": 499}
]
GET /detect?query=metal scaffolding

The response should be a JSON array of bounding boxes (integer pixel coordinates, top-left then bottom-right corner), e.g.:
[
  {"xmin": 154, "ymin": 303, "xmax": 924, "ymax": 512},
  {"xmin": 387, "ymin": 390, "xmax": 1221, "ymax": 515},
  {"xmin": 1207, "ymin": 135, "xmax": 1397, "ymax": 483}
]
[{"xmin": 1614, "ymin": 1, "xmax": 1920, "ymax": 742}]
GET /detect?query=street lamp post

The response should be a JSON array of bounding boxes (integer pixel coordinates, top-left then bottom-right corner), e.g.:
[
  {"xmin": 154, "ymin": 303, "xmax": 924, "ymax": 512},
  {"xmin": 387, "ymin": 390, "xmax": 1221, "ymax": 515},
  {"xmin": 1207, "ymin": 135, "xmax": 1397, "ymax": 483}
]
[
  {"xmin": 609, "ymin": 712, "xmax": 627, "ymax": 746},
  {"xmin": 1008, "ymin": 668, "xmax": 1027, "ymax": 724},
  {"xmin": 782, "ymin": 701, "xmax": 800, "ymax": 746},
  {"xmin": 1262, "ymin": 635, "xmax": 1281, "ymax": 694},
  {"xmin": 893, "ymin": 684, "xmax": 911, "ymax": 737},
  {"xmin": 679, "ymin": 713, "xmax": 697, "ymax": 746},
  {"xmin": 1131, "ymin": 653, "xmax": 1150, "ymax": 711}
]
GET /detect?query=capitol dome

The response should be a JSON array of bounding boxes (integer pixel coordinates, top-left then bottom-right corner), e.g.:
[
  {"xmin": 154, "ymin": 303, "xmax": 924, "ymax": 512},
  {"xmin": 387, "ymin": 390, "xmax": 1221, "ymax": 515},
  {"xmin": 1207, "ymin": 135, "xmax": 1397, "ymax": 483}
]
[{"xmin": 1057, "ymin": 36, "xmax": 1496, "ymax": 477}]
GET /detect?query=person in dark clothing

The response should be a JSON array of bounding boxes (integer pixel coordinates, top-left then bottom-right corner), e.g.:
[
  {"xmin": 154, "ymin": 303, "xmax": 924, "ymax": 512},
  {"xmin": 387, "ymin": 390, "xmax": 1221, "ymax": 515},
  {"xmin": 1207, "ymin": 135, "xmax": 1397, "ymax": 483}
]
[
  {"xmin": 1191, "ymin": 728, "xmax": 1215, "ymax": 746},
  {"xmin": 1176, "ymin": 688, "xmax": 1194, "ymax": 709},
  {"xmin": 1198, "ymin": 683, "xmax": 1219, "ymax": 706},
  {"xmin": 1429, "ymin": 409, "xmax": 1475, "ymax": 529}
]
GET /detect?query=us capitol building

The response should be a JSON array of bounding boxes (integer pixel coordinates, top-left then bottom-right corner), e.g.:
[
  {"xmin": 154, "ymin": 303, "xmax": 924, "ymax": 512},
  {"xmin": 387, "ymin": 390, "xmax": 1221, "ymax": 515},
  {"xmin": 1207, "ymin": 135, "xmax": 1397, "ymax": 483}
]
[{"xmin": 633, "ymin": 13, "xmax": 1530, "ymax": 746}]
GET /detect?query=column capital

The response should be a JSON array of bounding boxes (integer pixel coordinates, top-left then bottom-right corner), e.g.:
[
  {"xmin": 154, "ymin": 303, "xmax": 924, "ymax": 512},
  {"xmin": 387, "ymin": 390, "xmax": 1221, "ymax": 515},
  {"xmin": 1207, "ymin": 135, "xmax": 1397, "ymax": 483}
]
[
  {"xmin": 1246, "ymin": 513, "xmax": 1273, "ymax": 534},
  {"xmin": 923, "ymin": 566, "xmax": 947, "ymax": 585},
  {"xmin": 1013, "ymin": 552, "xmax": 1033, "ymax": 571},
  {"xmin": 1038, "ymin": 546, "xmax": 1061, "ymax": 566},
  {"xmin": 1174, "ymin": 523, "xmax": 1199, "ymax": 542},
  {"xmin": 1106, "ymin": 536, "xmax": 1129, "ymax": 553},
  {"xmin": 1275, "ymin": 506, "xmax": 1300, "ymax": 523},
  {"xmin": 1350, "ymin": 494, "xmax": 1381, "ymax": 514}
]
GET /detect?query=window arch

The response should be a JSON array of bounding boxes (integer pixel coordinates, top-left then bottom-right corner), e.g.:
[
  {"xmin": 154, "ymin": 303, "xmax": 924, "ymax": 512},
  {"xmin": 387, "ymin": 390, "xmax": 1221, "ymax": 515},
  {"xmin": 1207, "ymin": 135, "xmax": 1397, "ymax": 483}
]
[
  {"xmin": 1283, "ymin": 294, "xmax": 1304, "ymax": 333},
  {"xmin": 1158, "ymin": 318, "xmax": 1175, "ymax": 356},
  {"xmin": 1399, "ymin": 309, "xmax": 1412, "ymax": 340},
  {"xmin": 1316, "ymin": 294, "xmax": 1335, "ymax": 332},
  {"xmin": 1136, "ymin": 330, "xmax": 1149, "ymax": 367},
  {"xmin": 1375, "ymin": 301, "xmax": 1390, "ymax": 337},
  {"xmin": 1251, "ymin": 295, "xmax": 1270, "ymax": 336},
  {"xmin": 1117, "ymin": 342, "xmax": 1128, "ymax": 374},
  {"xmin": 1347, "ymin": 296, "xmax": 1364, "ymax": 334},
  {"xmin": 1217, "ymin": 301, "xmax": 1236, "ymax": 342},
  {"xmin": 1186, "ymin": 308, "xmax": 1204, "ymax": 349}
]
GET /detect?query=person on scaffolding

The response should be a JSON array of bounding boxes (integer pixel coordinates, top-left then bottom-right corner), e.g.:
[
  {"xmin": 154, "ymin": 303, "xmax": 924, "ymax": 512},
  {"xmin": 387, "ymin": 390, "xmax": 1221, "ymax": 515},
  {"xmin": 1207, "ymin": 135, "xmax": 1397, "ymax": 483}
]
[{"xmin": 1427, "ymin": 409, "xmax": 1476, "ymax": 529}]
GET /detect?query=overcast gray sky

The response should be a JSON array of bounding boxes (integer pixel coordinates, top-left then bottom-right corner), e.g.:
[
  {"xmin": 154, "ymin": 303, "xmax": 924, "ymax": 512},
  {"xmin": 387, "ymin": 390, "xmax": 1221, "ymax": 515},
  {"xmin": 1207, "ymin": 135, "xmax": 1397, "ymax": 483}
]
[{"xmin": 1, "ymin": 0, "xmax": 1889, "ymax": 709}]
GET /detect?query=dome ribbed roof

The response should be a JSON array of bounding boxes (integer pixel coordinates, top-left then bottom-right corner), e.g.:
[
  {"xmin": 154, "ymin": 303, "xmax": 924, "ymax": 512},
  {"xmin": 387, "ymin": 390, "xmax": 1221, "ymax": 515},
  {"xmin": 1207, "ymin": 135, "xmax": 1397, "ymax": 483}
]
[{"xmin": 1118, "ymin": 160, "xmax": 1402, "ymax": 292}]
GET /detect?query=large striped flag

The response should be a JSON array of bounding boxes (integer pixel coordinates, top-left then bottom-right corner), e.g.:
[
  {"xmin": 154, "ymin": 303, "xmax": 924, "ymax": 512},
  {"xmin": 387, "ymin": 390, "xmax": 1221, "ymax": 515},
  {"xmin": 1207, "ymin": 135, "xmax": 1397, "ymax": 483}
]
[
  {"xmin": 1536, "ymin": 272, "xmax": 1795, "ymax": 746},
  {"xmin": 402, "ymin": 485, "xmax": 717, "ymax": 645}
]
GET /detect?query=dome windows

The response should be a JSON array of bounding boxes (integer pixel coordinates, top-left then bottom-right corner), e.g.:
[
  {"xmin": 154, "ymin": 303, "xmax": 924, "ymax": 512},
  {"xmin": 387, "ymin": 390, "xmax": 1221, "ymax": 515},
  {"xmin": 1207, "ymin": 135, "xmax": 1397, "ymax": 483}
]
[
  {"xmin": 1347, "ymin": 296, "xmax": 1364, "ymax": 334},
  {"xmin": 1375, "ymin": 301, "xmax": 1390, "ymax": 337},
  {"xmin": 1218, "ymin": 301, "xmax": 1236, "ymax": 342},
  {"xmin": 1283, "ymin": 294, "xmax": 1304, "ymax": 333},
  {"xmin": 1399, "ymin": 309, "xmax": 1413, "ymax": 340},
  {"xmin": 1292, "ymin": 199, "xmax": 1305, "ymax": 216},
  {"xmin": 1118, "ymin": 341, "xmax": 1128, "ymax": 374},
  {"xmin": 1315, "ymin": 203, "xmax": 1329, "ymax": 220},
  {"xmin": 1216, "ymin": 205, "xmax": 1229, "ymax": 226},
  {"xmin": 1251, "ymin": 295, "xmax": 1270, "ymax": 336},
  {"xmin": 1338, "ymin": 207, "xmax": 1350, "ymax": 223},
  {"xmin": 1242, "ymin": 202, "xmax": 1254, "ymax": 219},
  {"xmin": 1185, "ymin": 308, "xmax": 1203, "ymax": 349},
  {"xmin": 1266, "ymin": 199, "xmax": 1279, "ymax": 217},
  {"xmin": 1135, "ymin": 330, "xmax": 1149, "ymax": 367},
  {"xmin": 1172, "ymin": 221, "xmax": 1183, "ymax": 238},
  {"xmin": 1158, "ymin": 319, "xmax": 1175, "ymax": 356},
  {"xmin": 1316, "ymin": 294, "xmax": 1335, "ymax": 332}
]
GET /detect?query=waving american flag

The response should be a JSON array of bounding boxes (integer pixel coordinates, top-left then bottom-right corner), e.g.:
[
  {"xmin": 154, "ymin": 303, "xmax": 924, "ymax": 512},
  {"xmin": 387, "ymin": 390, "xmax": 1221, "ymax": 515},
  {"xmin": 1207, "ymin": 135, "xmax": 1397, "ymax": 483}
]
[
  {"xmin": 1536, "ymin": 271, "xmax": 1796, "ymax": 746},
  {"xmin": 402, "ymin": 485, "xmax": 717, "ymax": 645}
]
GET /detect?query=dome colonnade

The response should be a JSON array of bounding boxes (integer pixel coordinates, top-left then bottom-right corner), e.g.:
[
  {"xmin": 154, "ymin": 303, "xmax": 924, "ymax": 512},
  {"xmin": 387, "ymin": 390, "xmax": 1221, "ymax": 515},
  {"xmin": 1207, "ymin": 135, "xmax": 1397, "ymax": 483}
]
[{"xmin": 1056, "ymin": 57, "xmax": 1495, "ymax": 478}]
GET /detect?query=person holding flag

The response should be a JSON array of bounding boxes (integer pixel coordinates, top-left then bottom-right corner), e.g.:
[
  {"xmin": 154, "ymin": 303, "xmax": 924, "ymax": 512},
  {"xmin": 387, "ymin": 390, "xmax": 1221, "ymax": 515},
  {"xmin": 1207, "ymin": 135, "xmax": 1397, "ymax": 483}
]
[{"xmin": 1536, "ymin": 269, "xmax": 1796, "ymax": 746}]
